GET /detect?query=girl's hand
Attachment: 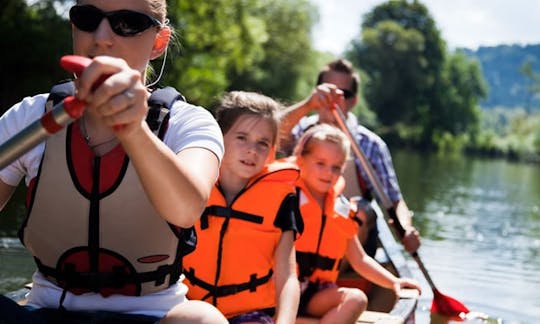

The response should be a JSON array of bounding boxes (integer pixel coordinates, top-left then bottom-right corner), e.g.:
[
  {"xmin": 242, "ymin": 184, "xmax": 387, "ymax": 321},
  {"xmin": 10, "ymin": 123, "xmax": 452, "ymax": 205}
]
[{"xmin": 74, "ymin": 56, "xmax": 149, "ymax": 139}]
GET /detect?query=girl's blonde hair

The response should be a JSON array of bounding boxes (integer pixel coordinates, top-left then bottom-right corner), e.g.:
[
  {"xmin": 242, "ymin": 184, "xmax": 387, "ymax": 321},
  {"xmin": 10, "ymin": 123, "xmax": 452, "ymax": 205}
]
[{"xmin": 293, "ymin": 124, "xmax": 350, "ymax": 159}]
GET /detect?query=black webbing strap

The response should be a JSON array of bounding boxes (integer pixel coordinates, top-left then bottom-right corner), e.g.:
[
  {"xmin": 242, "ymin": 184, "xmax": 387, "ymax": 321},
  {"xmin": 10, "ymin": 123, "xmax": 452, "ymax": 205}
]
[
  {"xmin": 35, "ymin": 258, "xmax": 177, "ymax": 294},
  {"xmin": 184, "ymin": 268, "xmax": 274, "ymax": 299},
  {"xmin": 296, "ymin": 251, "xmax": 339, "ymax": 278},
  {"xmin": 200, "ymin": 205, "xmax": 264, "ymax": 229}
]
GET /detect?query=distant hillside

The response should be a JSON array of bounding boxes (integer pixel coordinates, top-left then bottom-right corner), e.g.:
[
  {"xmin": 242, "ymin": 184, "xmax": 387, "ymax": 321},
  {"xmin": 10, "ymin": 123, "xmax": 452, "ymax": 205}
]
[{"xmin": 460, "ymin": 44, "xmax": 540, "ymax": 110}]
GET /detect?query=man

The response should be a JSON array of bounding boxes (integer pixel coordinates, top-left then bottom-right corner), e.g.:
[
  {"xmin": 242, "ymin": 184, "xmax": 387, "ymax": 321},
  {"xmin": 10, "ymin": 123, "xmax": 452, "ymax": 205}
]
[{"xmin": 280, "ymin": 59, "xmax": 420, "ymax": 256}]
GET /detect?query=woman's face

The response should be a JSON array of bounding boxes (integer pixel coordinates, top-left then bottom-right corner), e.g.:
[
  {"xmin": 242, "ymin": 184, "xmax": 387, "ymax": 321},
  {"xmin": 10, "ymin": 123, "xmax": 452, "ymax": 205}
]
[
  {"xmin": 297, "ymin": 139, "xmax": 346, "ymax": 199},
  {"xmin": 71, "ymin": 0, "xmax": 162, "ymax": 73},
  {"xmin": 221, "ymin": 115, "xmax": 275, "ymax": 181}
]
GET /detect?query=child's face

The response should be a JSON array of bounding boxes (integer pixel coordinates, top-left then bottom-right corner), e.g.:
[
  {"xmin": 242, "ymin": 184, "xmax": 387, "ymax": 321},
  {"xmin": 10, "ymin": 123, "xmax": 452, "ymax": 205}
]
[
  {"xmin": 221, "ymin": 115, "xmax": 274, "ymax": 181},
  {"xmin": 298, "ymin": 139, "xmax": 346, "ymax": 198}
]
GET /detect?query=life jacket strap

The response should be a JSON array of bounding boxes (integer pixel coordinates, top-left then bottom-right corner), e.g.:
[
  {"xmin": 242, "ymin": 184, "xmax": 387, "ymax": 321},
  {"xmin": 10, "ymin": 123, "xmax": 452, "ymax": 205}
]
[
  {"xmin": 35, "ymin": 257, "xmax": 179, "ymax": 294},
  {"xmin": 296, "ymin": 251, "xmax": 340, "ymax": 278},
  {"xmin": 46, "ymin": 81, "xmax": 185, "ymax": 137},
  {"xmin": 184, "ymin": 268, "xmax": 273, "ymax": 298},
  {"xmin": 200, "ymin": 205, "xmax": 264, "ymax": 229}
]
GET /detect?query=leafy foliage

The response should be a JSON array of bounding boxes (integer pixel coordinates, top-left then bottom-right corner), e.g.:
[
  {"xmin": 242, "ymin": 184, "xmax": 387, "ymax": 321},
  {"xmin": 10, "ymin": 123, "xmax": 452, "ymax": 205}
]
[
  {"xmin": 1, "ymin": 0, "xmax": 71, "ymax": 111},
  {"xmin": 346, "ymin": 0, "xmax": 486, "ymax": 149},
  {"xmin": 163, "ymin": 0, "xmax": 318, "ymax": 109}
]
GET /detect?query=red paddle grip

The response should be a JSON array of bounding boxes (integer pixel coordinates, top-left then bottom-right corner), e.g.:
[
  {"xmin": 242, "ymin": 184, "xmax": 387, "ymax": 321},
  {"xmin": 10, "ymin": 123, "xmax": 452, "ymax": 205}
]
[
  {"xmin": 60, "ymin": 55, "xmax": 93, "ymax": 76},
  {"xmin": 59, "ymin": 55, "xmax": 110, "ymax": 89},
  {"xmin": 59, "ymin": 55, "xmax": 124, "ymax": 130}
]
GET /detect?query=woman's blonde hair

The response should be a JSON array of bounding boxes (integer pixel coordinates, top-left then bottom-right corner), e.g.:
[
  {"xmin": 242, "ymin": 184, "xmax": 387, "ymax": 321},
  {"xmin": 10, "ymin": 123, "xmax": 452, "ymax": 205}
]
[{"xmin": 293, "ymin": 124, "xmax": 350, "ymax": 160}]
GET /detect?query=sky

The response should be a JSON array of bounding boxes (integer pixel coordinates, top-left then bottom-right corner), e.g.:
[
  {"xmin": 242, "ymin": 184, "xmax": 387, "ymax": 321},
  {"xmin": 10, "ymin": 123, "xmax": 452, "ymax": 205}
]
[{"xmin": 310, "ymin": 0, "xmax": 540, "ymax": 55}]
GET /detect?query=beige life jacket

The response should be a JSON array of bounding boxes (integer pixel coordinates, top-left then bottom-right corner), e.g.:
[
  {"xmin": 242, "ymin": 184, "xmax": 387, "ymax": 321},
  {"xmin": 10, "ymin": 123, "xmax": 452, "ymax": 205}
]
[{"xmin": 21, "ymin": 123, "xmax": 186, "ymax": 297}]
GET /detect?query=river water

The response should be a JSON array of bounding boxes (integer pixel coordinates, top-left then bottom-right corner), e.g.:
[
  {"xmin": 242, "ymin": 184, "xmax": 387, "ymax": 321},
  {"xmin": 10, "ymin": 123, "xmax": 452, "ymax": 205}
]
[
  {"xmin": 391, "ymin": 150, "xmax": 540, "ymax": 323},
  {"xmin": 0, "ymin": 150, "xmax": 539, "ymax": 323}
]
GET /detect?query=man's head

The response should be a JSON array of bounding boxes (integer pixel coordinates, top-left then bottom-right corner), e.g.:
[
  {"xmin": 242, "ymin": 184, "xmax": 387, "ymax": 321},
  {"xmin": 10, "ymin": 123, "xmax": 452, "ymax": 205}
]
[{"xmin": 316, "ymin": 59, "xmax": 360, "ymax": 123}]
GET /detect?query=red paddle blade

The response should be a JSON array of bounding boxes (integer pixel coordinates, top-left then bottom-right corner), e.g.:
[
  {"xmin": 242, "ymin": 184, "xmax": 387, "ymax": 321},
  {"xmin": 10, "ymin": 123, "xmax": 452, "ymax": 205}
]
[{"xmin": 431, "ymin": 288, "xmax": 470, "ymax": 320}]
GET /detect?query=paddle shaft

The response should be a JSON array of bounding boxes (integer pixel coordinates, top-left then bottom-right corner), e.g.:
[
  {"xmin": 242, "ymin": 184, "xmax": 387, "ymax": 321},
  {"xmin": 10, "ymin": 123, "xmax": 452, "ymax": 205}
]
[
  {"xmin": 0, "ymin": 97, "xmax": 85, "ymax": 171},
  {"xmin": 0, "ymin": 55, "xmax": 115, "ymax": 172},
  {"xmin": 330, "ymin": 105, "xmax": 438, "ymax": 291}
]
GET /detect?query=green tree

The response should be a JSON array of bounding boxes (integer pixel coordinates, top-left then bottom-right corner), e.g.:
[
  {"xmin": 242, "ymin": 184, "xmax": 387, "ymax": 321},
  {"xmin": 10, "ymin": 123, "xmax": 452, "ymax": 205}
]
[
  {"xmin": 346, "ymin": 0, "xmax": 485, "ymax": 148},
  {"xmin": 163, "ymin": 0, "xmax": 264, "ymax": 107},
  {"xmin": 431, "ymin": 51, "xmax": 487, "ymax": 139},
  {"xmin": 226, "ymin": 0, "xmax": 318, "ymax": 103},
  {"xmin": 165, "ymin": 0, "xmax": 318, "ymax": 108},
  {"xmin": 349, "ymin": 20, "xmax": 428, "ymax": 126},
  {"xmin": 520, "ymin": 60, "xmax": 540, "ymax": 112},
  {"xmin": 350, "ymin": 0, "xmax": 445, "ymax": 127},
  {"xmin": 1, "ymin": 0, "xmax": 71, "ymax": 112}
]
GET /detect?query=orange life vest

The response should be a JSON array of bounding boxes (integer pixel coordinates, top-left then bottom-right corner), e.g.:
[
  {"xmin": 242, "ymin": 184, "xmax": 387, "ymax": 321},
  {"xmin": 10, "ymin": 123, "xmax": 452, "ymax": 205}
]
[
  {"xmin": 21, "ymin": 123, "xmax": 189, "ymax": 297},
  {"xmin": 183, "ymin": 161, "xmax": 298, "ymax": 318},
  {"xmin": 294, "ymin": 178, "xmax": 358, "ymax": 284}
]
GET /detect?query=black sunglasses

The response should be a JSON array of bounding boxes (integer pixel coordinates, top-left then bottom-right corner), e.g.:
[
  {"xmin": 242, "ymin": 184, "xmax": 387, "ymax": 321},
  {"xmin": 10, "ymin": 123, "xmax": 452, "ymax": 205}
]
[
  {"xmin": 69, "ymin": 5, "xmax": 162, "ymax": 37},
  {"xmin": 340, "ymin": 88, "xmax": 356, "ymax": 99}
]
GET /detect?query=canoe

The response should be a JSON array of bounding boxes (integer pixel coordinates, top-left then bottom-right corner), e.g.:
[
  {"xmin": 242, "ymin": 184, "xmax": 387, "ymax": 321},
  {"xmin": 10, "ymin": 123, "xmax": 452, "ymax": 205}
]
[{"xmin": 345, "ymin": 201, "xmax": 419, "ymax": 324}]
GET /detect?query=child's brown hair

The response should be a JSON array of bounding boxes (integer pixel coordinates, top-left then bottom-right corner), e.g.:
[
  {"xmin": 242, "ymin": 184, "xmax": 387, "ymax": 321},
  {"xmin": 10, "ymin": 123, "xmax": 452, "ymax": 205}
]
[{"xmin": 215, "ymin": 91, "xmax": 283, "ymax": 146}]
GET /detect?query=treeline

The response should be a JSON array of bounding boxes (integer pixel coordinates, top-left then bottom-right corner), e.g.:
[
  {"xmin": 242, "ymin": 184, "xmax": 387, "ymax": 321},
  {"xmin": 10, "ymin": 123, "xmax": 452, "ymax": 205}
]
[
  {"xmin": 462, "ymin": 44, "xmax": 540, "ymax": 110},
  {"xmin": 343, "ymin": 1, "xmax": 540, "ymax": 162},
  {"xmin": 2, "ymin": 0, "xmax": 539, "ymax": 162},
  {"xmin": 461, "ymin": 44, "xmax": 540, "ymax": 163},
  {"xmin": 1, "ymin": 0, "xmax": 322, "ymax": 110}
]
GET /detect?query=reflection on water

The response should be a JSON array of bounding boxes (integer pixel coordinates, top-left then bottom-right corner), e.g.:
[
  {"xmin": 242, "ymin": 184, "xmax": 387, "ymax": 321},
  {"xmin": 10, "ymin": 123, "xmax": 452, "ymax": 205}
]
[
  {"xmin": 0, "ymin": 238, "xmax": 34, "ymax": 294},
  {"xmin": 393, "ymin": 150, "xmax": 540, "ymax": 324},
  {"xmin": 0, "ymin": 150, "xmax": 539, "ymax": 323}
]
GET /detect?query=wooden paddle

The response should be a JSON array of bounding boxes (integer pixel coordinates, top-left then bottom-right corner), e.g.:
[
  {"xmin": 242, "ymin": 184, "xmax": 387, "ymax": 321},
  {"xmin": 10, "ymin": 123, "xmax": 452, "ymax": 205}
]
[{"xmin": 330, "ymin": 104, "xmax": 470, "ymax": 319}]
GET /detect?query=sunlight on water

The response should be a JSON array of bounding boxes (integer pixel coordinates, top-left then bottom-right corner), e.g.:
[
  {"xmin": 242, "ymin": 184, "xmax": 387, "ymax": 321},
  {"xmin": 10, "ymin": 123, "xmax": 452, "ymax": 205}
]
[
  {"xmin": 0, "ymin": 241, "xmax": 35, "ymax": 294},
  {"xmin": 393, "ymin": 150, "xmax": 540, "ymax": 324}
]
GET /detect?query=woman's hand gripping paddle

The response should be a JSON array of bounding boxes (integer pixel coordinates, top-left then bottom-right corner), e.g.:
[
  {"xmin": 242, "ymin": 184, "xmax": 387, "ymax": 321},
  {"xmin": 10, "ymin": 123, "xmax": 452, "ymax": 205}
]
[
  {"xmin": 0, "ymin": 55, "xmax": 106, "ymax": 170},
  {"xmin": 329, "ymin": 103, "xmax": 470, "ymax": 320}
]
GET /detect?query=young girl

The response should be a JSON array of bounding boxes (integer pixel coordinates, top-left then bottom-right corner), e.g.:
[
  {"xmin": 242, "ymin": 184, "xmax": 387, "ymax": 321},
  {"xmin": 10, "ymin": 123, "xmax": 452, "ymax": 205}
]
[
  {"xmin": 292, "ymin": 124, "xmax": 421, "ymax": 324},
  {"xmin": 0, "ymin": 0, "xmax": 227, "ymax": 323},
  {"xmin": 183, "ymin": 91, "xmax": 303, "ymax": 324}
]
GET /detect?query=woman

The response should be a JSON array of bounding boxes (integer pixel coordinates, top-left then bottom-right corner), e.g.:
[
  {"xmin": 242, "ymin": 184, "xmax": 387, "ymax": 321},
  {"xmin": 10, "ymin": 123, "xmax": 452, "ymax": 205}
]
[{"xmin": 0, "ymin": 0, "xmax": 227, "ymax": 323}]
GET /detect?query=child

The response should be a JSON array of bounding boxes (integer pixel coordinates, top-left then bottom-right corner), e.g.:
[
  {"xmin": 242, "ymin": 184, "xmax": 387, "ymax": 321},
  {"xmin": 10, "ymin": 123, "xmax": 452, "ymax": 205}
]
[
  {"xmin": 183, "ymin": 91, "xmax": 303, "ymax": 323},
  {"xmin": 292, "ymin": 124, "xmax": 421, "ymax": 324}
]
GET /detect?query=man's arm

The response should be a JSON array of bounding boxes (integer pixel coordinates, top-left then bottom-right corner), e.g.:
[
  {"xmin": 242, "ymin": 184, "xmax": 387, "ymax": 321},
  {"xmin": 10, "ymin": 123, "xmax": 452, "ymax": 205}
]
[
  {"xmin": 279, "ymin": 83, "xmax": 347, "ymax": 155},
  {"xmin": 361, "ymin": 133, "xmax": 421, "ymax": 253},
  {"xmin": 394, "ymin": 199, "xmax": 421, "ymax": 253},
  {"xmin": 279, "ymin": 98, "xmax": 314, "ymax": 155}
]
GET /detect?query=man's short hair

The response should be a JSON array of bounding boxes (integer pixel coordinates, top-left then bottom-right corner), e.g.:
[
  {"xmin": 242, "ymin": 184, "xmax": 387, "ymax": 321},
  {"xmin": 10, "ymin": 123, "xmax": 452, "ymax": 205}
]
[{"xmin": 316, "ymin": 59, "xmax": 360, "ymax": 95}]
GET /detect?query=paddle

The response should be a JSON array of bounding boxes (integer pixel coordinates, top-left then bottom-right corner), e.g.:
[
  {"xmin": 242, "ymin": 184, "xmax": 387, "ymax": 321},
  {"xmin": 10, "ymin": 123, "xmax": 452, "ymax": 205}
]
[
  {"xmin": 0, "ymin": 55, "xmax": 106, "ymax": 171},
  {"xmin": 329, "ymin": 103, "xmax": 470, "ymax": 320}
]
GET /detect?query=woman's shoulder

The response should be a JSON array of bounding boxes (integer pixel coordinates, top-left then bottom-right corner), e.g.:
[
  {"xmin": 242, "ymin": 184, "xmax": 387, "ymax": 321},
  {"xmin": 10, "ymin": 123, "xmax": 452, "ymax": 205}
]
[
  {"xmin": 0, "ymin": 94, "xmax": 48, "ymax": 135},
  {"xmin": 168, "ymin": 100, "xmax": 217, "ymax": 128},
  {"xmin": 164, "ymin": 100, "xmax": 224, "ymax": 158}
]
